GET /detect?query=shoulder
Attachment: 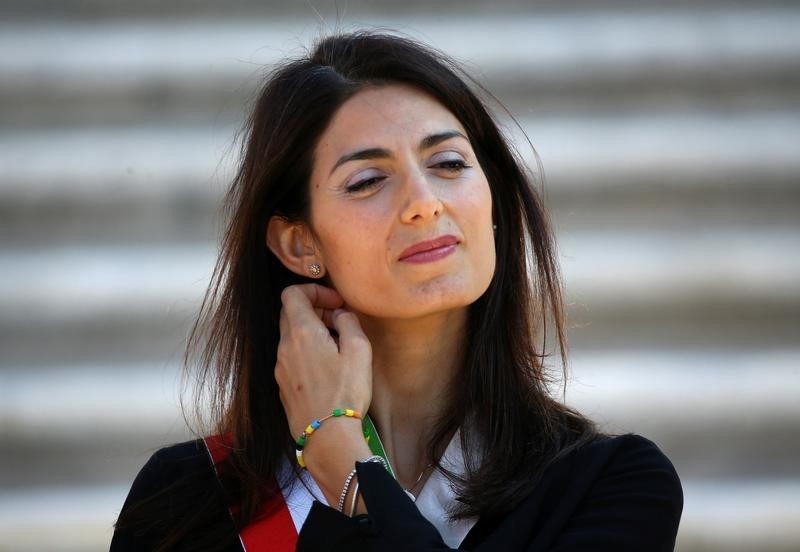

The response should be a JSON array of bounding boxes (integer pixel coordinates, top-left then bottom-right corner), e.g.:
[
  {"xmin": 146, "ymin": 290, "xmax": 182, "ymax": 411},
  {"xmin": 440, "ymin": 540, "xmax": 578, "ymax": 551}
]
[
  {"xmin": 552, "ymin": 433, "xmax": 683, "ymax": 550},
  {"xmin": 461, "ymin": 434, "xmax": 682, "ymax": 551},
  {"xmin": 112, "ymin": 439, "xmax": 239, "ymax": 551},
  {"xmin": 564, "ymin": 433, "xmax": 683, "ymax": 509},
  {"xmin": 126, "ymin": 439, "xmax": 213, "ymax": 496},
  {"xmin": 578, "ymin": 433, "xmax": 682, "ymax": 502},
  {"xmin": 540, "ymin": 432, "xmax": 683, "ymax": 508},
  {"xmin": 145, "ymin": 438, "xmax": 211, "ymax": 466},
  {"xmin": 578, "ymin": 433, "xmax": 680, "ymax": 474}
]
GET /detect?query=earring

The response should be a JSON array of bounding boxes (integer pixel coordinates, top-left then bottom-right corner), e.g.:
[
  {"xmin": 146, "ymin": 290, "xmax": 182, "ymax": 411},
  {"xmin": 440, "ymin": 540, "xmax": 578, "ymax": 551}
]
[
  {"xmin": 308, "ymin": 263, "xmax": 322, "ymax": 277},
  {"xmin": 492, "ymin": 224, "xmax": 497, "ymax": 232}
]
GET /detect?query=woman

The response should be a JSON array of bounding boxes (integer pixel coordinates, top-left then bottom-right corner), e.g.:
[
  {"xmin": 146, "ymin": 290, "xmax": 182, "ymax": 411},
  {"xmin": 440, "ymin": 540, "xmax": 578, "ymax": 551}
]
[{"xmin": 112, "ymin": 31, "xmax": 682, "ymax": 551}]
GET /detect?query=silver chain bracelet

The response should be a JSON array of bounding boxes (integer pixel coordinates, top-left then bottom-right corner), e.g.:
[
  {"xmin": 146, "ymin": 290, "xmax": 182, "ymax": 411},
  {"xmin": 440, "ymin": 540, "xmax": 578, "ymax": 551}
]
[
  {"xmin": 359, "ymin": 454, "xmax": 390, "ymax": 471},
  {"xmin": 337, "ymin": 467, "xmax": 358, "ymax": 512}
]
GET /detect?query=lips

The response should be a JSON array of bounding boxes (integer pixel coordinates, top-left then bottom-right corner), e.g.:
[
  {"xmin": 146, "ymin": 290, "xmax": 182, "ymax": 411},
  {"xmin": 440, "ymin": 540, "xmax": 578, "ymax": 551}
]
[{"xmin": 398, "ymin": 235, "xmax": 460, "ymax": 262}]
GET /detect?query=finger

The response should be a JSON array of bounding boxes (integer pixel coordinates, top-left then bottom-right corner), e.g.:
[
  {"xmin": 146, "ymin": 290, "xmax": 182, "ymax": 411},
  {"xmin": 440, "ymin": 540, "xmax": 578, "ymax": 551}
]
[
  {"xmin": 319, "ymin": 307, "xmax": 341, "ymax": 329},
  {"xmin": 282, "ymin": 284, "xmax": 343, "ymax": 312},
  {"xmin": 279, "ymin": 304, "xmax": 289, "ymax": 335},
  {"xmin": 281, "ymin": 303, "xmax": 331, "ymax": 333},
  {"xmin": 332, "ymin": 309, "xmax": 370, "ymax": 357},
  {"xmin": 313, "ymin": 307, "xmax": 342, "ymax": 330},
  {"xmin": 282, "ymin": 285, "xmax": 344, "ymax": 335}
]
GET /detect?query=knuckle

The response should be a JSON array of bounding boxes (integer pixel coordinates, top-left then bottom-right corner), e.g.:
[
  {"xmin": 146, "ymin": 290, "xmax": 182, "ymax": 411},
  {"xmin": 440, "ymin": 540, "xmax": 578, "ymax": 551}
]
[
  {"xmin": 347, "ymin": 333, "xmax": 371, "ymax": 352},
  {"xmin": 280, "ymin": 286, "xmax": 296, "ymax": 303},
  {"xmin": 293, "ymin": 325, "xmax": 315, "ymax": 342},
  {"xmin": 338, "ymin": 311, "xmax": 355, "ymax": 322}
]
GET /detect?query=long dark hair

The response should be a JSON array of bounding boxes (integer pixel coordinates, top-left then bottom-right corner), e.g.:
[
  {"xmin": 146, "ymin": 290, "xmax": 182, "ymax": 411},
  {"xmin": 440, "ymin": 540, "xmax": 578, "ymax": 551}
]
[{"xmin": 118, "ymin": 30, "xmax": 597, "ymax": 547}]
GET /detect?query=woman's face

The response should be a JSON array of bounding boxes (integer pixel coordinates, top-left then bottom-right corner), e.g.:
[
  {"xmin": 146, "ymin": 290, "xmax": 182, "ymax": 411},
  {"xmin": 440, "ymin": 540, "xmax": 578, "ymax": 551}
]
[{"xmin": 307, "ymin": 84, "xmax": 496, "ymax": 319}]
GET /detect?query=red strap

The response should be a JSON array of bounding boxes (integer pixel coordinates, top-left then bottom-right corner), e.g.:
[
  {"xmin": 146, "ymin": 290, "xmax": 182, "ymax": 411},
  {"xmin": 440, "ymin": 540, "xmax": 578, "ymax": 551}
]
[{"xmin": 204, "ymin": 435, "xmax": 299, "ymax": 551}]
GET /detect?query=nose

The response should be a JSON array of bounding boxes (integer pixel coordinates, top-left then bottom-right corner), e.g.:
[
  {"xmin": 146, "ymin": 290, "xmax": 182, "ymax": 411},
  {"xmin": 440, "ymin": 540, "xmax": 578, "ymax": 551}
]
[{"xmin": 399, "ymin": 169, "xmax": 443, "ymax": 224}]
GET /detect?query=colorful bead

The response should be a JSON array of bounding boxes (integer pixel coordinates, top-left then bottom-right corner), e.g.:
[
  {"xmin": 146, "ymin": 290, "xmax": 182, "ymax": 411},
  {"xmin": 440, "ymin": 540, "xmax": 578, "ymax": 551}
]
[{"xmin": 294, "ymin": 408, "xmax": 363, "ymax": 468}]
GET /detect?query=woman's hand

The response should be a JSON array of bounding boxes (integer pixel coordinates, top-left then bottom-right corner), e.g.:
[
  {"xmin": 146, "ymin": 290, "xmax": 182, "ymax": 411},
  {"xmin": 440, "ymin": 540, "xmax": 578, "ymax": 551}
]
[
  {"xmin": 275, "ymin": 283, "xmax": 375, "ymax": 511},
  {"xmin": 275, "ymin": 283, "xmax": 373, "ymax": 442}
]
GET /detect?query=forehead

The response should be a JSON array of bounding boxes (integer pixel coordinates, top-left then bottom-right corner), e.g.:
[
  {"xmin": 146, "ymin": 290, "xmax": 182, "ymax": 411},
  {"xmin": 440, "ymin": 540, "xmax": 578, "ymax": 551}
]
[{"xmin": 313, "ymin": 84, "xmax": 467, "ymax": 164}]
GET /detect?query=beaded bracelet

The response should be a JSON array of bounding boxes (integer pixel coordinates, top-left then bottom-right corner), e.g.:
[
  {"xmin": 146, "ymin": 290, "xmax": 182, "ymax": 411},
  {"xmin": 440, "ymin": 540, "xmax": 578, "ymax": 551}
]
[{"xmin": 295, "ymin": 408, "xmax": 362, "ymax": 468}]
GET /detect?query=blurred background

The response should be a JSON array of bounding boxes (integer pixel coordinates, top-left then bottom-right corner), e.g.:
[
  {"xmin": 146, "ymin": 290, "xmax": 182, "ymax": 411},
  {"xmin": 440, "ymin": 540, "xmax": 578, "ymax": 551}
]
[{"xmin": 1, "ymin": 1, "xmax": 799, "ymax": 550}]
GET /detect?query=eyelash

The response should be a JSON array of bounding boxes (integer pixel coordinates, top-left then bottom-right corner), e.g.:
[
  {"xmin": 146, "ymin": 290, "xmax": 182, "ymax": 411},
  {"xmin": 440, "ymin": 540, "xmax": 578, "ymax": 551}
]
[
  {"xmin": 346, "ymin": 176, "xmax": 385, "ymax": 193},
  {"xmin": 433, "ymin": 159, "xmax": 471, "ymax": 172},
  {"xmin": 345, "ymin": 159, "xmax": 472, "ymax": 194}
]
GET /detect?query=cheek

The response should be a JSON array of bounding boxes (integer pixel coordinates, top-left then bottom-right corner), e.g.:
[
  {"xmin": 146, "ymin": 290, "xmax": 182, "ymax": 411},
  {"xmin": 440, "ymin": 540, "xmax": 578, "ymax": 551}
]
[
  {"xmin": 463, "ymin": 178, "xmax": 494, "ymax": 231},
  {"xmin": 467, "ymin": 179, "xmax": 496, "ymax": 268},
  {"xmin": 315, "ymin": 208, "xmax": 387, "ymax": 277}
]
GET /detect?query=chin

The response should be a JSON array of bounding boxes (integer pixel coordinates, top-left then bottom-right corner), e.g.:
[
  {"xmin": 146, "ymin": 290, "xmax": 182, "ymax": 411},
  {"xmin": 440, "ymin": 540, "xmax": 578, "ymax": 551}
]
[
  {"xmin": 343, "ymin": 268, "xmax": 495, "ymax": 319},
  {"xmin": 398, "ymin": 283, "xmax": 489, "ymax": 318}
]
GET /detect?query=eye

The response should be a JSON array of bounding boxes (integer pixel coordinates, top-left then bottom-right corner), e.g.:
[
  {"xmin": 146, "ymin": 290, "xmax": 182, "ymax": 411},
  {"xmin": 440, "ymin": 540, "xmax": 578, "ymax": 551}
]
[
  {"xmin": 429, "ymin": 153, "xmax": 472, "ymax": 174},
  {"xmin": 434, "ymin": 160, "xmax": 469, "ymax": 171},
  {"xmin": 344, "ymin": 170, "xmax": 386, "ymax": 194}
]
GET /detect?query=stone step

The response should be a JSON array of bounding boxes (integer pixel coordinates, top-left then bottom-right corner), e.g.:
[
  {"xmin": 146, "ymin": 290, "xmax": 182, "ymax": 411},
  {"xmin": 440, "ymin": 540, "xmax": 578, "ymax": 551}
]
[
  {"xmin": 1, "ymin": 362, "xmax": 194, "ymax": 490},
  {"xmin": 4, "ymin": 0, "xmax": 794, "ymax": 19},
  {"xmin": 0, "ymin": 244, "xmax": 211, "ymax": 366},
  {"xmin": 565, "ymin": 349, "xmax": 800, "ymax": 479},
  {"xmin": 4, "ymin": 230, "xmax": 791, "ymax": 324},
  {"xmin": 1, "ymin": 9, "xmax": 799, "ymax": 125},
  {"xmin": 677, "ymin": 478, "xmax": 800, "ymax": 552},
  {"xmin": 1, "ymin": 477, "xmax": 798, "ymax": 552},
  {"xmin": 1, "ymin": 227, "xmax": 797, "ymax": 365},
  {"xmin": 3, "ymin": 349, "xmax": 798, "ymax": 488},
  {"xmin": 2, "ymin": 111, "xmax": 798, "ymax": 246},
  {"xmin": 4, "ymin": 112, "xmax": 796, "ymax": 199}
]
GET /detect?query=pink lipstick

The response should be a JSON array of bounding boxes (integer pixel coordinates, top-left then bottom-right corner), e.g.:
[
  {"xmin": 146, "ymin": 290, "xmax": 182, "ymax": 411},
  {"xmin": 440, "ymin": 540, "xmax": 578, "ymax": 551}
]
[{"xmin": 398, "ymin": 235, "xmax": 459, "ymax": 263}]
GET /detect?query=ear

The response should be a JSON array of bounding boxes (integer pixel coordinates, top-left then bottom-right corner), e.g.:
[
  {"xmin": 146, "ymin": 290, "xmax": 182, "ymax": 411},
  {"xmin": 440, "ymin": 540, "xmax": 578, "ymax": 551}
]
[{"xmin": 266, "ymin": 216, "xmax": 325, "ymax": 278}]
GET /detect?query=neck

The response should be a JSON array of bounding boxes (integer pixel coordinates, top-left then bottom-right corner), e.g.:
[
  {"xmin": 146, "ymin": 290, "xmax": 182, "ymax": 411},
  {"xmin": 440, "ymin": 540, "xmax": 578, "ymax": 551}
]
[{"xmin": 357, "ymin": 308, "xmax": 466, "ymax": 488}]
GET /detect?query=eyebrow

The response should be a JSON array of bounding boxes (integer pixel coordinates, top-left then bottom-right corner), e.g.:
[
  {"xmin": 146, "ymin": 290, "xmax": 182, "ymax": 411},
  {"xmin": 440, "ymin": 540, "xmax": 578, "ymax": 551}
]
[{"xmin": 328, "ymin": 130, "xmax": 468, "ymax": 176}]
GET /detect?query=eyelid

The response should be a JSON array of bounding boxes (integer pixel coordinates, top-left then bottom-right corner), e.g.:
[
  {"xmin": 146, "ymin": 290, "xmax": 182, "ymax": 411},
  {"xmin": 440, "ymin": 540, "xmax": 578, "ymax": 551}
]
[
  {"xmin": 344, "ymin": 166, "xmax": 378, "ymax": 184},
  {"xmin": 428, "ymin": 150, "xmax": 468, "ymax": 164},
  {"xmin": 343, "ymin": 167, "xmax": 385, "ymax": 193}
]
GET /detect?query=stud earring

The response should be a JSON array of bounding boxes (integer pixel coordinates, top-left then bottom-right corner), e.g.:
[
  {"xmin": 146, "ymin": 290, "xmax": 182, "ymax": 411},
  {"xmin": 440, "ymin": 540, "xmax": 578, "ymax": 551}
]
[
  {"xmin": 492, "ymin": 224, "xmax": 497, "ymax": 232},
  {"xmin": 308, "ymin": 263, "xmax": 322, "ymax": 277}
]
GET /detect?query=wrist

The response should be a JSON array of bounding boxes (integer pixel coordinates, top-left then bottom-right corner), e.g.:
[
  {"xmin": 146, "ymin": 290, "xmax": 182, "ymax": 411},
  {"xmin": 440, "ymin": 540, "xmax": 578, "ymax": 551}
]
[
  {"xmin": 294, "ymin": 408, "xmax": 363, "ymax": 468},
  {"xmin": 302, "ymin": 420, "xmax": 373, "ymax": 507}
]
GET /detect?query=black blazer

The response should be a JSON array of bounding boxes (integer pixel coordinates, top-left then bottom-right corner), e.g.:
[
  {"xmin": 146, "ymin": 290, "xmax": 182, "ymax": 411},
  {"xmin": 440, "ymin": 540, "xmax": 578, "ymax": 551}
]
[{"xmin": 111, "ymin": 433, "xmax": 682, "ymax": 551}]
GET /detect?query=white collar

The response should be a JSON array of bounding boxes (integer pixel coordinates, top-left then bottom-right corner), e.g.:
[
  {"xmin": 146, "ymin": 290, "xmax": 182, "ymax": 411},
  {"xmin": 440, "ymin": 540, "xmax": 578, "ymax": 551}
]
[{"xmin": 413, "ymin": 428, "xmax": 478, "ymax": 547}]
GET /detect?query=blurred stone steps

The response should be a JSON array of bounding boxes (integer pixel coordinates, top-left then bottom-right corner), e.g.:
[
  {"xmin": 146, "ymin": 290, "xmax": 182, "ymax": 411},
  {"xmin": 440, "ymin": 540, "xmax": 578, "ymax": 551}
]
[
  {"xmin": 677, "ymin": 478, "xmax": 800, "ymax": 552},
  {"xmin": 2, "ymin": 477, "xmax": 798, "ymax": 552},
  {"xmin": 2, "ymin": 9, "xmax": 799, "ymax": 125},
  {"xmin": 4, "ymin": 0, "xmax": 796, "ymax": 19},
  {"xmin": 3, "ymin": 350, "xmax": 798, "ymax": 488},
  {"xmin": 1, "ymin": 1, "xmax": 798, "ymax": 551},
  {"xmin": 566, "ymin": 349, "xmax": 800, "ymax": 479},
  {"xmin": 2, "ymin": 111, "xmax": 798, "ymax": 247},
  {"xmin": 1, "ymin": 227, "xmax": 797, "ymax": 365}
]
